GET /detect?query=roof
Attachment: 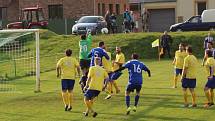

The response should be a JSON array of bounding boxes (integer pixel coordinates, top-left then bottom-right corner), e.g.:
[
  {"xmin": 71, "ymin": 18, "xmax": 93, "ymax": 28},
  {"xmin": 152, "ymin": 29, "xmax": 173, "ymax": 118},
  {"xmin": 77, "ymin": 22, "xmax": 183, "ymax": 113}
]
[{"xmin": 128, "ymin": 0, "xmax": 176, "ymax": 3}]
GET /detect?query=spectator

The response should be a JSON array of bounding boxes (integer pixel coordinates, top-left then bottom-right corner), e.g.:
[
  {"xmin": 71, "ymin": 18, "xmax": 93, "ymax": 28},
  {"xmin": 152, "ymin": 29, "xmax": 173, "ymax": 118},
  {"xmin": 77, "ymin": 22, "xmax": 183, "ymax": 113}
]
[
  {"xmin": 142, "ymin": 8, "xmax": 150, "ymax": 32},
  {"xmin": 123, "ymin": 9, "xmax": 132, "ymax": 33},
  {"xmin": 110, "ymin": 13, "xmax": 117, "ymax": 34},
  {"xmin": 130, "ymin": 11, "xmax": 135, "ymax": 32},
  {"xmin": 204, "ymin": 32, "xmax": 214, "ymax": 49},
  {"xmin": 104, "ymin": 10, "xmax": 111, "ymax": 34},
  {"xmin": 160, "ymin": 31, "xmax": 173, "ymax": 58}
]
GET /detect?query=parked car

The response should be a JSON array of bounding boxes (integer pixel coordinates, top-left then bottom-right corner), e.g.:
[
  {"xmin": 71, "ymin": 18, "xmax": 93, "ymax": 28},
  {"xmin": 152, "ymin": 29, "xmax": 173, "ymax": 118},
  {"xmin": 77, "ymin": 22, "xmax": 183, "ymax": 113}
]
[
  {"xmin": 170, "ymin": 9, "xmax": 215, "ymax": 32},
  {"xmin": 72, "ymin": 16, "xmax": 107, "ymax": 35}
]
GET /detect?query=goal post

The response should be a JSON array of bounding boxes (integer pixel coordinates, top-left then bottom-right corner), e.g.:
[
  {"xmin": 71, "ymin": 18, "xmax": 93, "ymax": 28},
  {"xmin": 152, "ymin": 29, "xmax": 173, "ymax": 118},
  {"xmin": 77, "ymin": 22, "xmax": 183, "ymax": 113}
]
[{"xmin": 0, "ymin": 29, "xmax": 40, "ymax": 92}]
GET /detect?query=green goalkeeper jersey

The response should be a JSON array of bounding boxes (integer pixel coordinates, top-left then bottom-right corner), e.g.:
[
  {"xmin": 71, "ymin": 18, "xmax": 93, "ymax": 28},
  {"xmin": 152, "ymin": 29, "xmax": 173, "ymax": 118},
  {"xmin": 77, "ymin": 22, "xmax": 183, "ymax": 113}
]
[{"xmin": 79, "ymin": 33, "xmax": 92, "ymax": 60}]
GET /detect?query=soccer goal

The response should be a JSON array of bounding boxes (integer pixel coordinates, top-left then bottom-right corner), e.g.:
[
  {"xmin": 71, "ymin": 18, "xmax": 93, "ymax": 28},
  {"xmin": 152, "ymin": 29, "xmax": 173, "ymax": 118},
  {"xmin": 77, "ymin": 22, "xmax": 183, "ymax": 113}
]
[{"xmin": 0, "ymin": 29, "xmax": 40, "ymax": 92}]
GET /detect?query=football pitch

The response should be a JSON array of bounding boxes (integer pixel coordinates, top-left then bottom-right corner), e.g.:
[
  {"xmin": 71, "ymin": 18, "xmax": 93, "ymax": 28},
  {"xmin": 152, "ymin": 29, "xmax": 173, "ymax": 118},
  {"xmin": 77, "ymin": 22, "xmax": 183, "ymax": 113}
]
[{"xmin": 0, "ymin": 59, "xmax": 214, "ymax": 121}]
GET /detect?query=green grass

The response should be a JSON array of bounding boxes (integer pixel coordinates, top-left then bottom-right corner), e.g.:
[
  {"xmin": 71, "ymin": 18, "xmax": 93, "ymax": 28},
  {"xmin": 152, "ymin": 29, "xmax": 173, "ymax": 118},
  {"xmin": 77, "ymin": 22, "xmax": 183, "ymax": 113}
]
[
  {"xmin": 0, "ymin": 59, "xmax": 215, "ymax": 121},
  {"xmin": 1, "ymin": 30, "xmax": 215, "ymax": 121}
]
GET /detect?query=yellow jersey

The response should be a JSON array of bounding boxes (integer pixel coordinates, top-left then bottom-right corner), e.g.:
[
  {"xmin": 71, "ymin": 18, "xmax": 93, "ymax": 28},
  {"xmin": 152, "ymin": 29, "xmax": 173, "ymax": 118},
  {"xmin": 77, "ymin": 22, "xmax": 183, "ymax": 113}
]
[
  {"xmin": 103, "ymin": 52, "xmax": 113, "ymax": 73},
  {"xmin": 88, "ymin": 65, "xmax": 108, "ymax": 91},
  {"xmin": 183, "ymin": 55, "xmax": 198, "ymax": 79},
  {"xmin": 57, "ymin": 56, "xmax": 79, "ymax": 80},
  {"xmin": 205, "ymin": 57, "xmax": 215, "ymax": 76},
  {"xmin": 112, "ymin": 52, "xmax": 125, "ymax": 71},
  {"xmin": 174, "ymin": 50, "xmax": 188, "ymax": 69}
]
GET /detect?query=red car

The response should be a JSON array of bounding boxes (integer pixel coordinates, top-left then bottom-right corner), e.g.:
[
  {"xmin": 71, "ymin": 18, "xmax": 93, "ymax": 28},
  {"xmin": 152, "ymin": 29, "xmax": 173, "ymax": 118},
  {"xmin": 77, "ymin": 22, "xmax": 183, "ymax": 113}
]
[{"xmin": 7, "ymin": 6, "xmax": 48, "ymax": 29}]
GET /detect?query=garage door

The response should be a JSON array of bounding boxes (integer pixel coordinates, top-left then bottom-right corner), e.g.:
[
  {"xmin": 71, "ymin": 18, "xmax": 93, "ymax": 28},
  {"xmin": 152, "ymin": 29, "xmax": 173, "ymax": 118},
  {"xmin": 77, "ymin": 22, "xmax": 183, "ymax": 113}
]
[{"xmin": 148, "ymin": 8, "xmax": 175, "ymax": 32}]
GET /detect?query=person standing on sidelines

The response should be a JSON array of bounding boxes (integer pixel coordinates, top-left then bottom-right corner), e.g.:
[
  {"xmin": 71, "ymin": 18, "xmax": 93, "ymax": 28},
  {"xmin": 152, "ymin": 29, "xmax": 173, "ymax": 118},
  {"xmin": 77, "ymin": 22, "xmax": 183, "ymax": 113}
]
[
  {"xmin": 160, "ymin": 31, "xmax": 173, "ymax": 58},
  {"xmin": 79, "ymin": 31, "xmax": 92, "ymax": 93},
  {"xmin": 57, "ymin": 49, "xmax": 81, "ymax": 111},
  {"xmin": 114, "ymin": 53, "xmax": 151, "ymax": 115},
  {"xmin": 204, "ymin": 32, "xmax": 214, "ymax": 50},
  {"xmin": 203, "ymin": 50, "xmax": 215, "ymax": 108},
  {"xmin": 181, "ymin": 46, "xmax": 198, "ymax": 108},
  {"xmin": 202, "ymin": 42, "xmax": 215, "ymax": 66}
]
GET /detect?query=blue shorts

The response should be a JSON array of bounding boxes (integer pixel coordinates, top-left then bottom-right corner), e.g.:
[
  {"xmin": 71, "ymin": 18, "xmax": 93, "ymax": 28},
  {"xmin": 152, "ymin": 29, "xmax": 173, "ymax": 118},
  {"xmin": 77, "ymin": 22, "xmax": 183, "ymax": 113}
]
[
  {"xmin": 84, "ymin": 89, "xmax": 100, "ymax": 100},
  {"xmin": 175, "ymin": 68, "xmax": 182, "ymax": 75},
  {"xmin": 182, "ymin": 78, "xmax": 196, "ymax": 88},
  {"xmin": 61, "ymin": 79, "xmax": 75, "ymax": 91},
  {"xmin": 205, "ymin": 76, "xmax": 215, "ymax": 89},
  {"xmin": 126, "ymin": 84, "xmax": 142, "ymax": 93}
]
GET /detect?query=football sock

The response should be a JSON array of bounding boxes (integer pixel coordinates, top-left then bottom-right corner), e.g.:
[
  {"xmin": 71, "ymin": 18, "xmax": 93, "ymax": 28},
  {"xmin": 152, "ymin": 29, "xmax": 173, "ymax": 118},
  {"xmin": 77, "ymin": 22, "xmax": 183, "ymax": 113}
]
[
  {"xmin": 183, "ymin": 91, "xmax": 188, "ymax": 104},
  {"xmin": 134, "ymin": 95, "xmax": 140, "ymax": 106},
  {"xmin": 126, "ymin": 96, "xmax": 130, "ymax": 108},
  {"xmin": 210, "ymin": 89, "xmax": 214, "ymax": 103},
  {"xmin": 68, "ymin": 92, "xmax": 73, "ymax": 107},
  {"xmin": 191, "ymin": 92, "xmax": 196, "ymax": 104},
  {"xmin": 113, "ymin": 81, "xmax": 120, "ymax": 91}
]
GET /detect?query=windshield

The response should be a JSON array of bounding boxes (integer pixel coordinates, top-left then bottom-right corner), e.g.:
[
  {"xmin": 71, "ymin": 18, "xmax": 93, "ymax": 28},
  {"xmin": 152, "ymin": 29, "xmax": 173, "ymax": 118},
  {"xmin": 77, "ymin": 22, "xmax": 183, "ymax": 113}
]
[
  {"xmin": 78, "ymin": 17, "xmax": 98, "ymax": 23},
  {"xmin": 37, "ymin": 9, "xmax": 45, "ymax": 21}
]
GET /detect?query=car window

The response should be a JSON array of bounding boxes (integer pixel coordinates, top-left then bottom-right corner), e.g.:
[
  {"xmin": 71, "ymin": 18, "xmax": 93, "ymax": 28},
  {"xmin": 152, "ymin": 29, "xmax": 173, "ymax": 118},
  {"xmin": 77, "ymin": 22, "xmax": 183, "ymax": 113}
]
[
  {"xmin": 78, "ymin": 17, "xmax": 98, "ymax": 23},
  {"xmin": 189, "ymin": 17, "xmax": 200, "ymax": 23}
]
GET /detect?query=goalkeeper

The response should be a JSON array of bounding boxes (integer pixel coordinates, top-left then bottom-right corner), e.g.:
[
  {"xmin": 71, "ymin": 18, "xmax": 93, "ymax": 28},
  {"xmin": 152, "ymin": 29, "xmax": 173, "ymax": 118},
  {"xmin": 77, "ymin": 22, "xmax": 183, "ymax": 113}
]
[{"xmin": 79, "ymin": 30, "xmax": 92, "ymax": 93}]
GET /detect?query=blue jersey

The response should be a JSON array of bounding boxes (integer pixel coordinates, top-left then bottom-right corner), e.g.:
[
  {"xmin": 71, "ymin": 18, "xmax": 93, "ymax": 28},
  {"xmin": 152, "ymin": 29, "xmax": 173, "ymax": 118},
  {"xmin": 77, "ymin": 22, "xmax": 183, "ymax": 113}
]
[
  {"xmin": 123, "ymin": 60, "xmax": 149, "ymax": 85},
  {"xmin": 88, "ymin": 47, "xmax": 110, "ymax": 66}
]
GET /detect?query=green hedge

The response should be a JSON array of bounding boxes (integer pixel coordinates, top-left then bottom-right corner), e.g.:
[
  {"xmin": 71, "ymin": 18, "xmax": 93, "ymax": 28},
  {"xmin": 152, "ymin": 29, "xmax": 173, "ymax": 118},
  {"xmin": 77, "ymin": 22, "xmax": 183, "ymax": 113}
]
[
  {"xmin": 91, "ymin": 31, "xmax": 215, "ymax": 59},
  {"xmin": 20, "ymin": 30, "xmax": 215, "ymax": 60}
]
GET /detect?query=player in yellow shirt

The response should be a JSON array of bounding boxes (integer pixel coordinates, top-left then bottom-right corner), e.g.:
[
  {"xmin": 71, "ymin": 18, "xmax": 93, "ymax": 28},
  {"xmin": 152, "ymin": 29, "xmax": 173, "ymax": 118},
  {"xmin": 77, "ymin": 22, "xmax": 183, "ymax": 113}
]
[
  {"xmin": 112, "ymin": 47, "xmax": 125, "ymax": 93},
  {"xmin": 102, "ymin": 47, "xmax": 114, "ymax": 99},
  {"xmin": 202, "ymin": 42, "xmax": 215, "ymax": 66},
  {"xmin": 172, "ymin": 43, "xmax": 188, "ymax": 88},
  {"xmin": 181, "ymin": 46, "xmax": 198, "ymax": 108},
  {"xmin": 83, "ymin": 57, "xmax": 109, "ymax": 117},
  {"xmin": 56, "ymin": 49, "xmax": 81, "ymax": 111},
  {"xmin": 204, "ymin": 50, "xmax": 215, "ymax": 108}
]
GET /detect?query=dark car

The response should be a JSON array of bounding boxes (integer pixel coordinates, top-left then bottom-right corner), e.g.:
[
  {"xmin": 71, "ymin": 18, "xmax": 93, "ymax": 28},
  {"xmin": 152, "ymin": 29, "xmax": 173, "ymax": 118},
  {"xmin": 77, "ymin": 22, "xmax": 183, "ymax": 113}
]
[
  {"xmin": 72, "ymin": 16, "xmax": 107, "ymax": 35},
  {"xmin": 170, "ymin": 16, "xmax": 215, "ymax": 32}
]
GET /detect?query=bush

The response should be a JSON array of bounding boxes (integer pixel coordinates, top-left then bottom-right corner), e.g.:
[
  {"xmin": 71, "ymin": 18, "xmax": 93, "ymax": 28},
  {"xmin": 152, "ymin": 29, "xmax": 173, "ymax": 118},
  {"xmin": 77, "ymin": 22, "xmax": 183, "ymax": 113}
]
[{"xmin": 38, "ymin": 30, "xmax": 215, "ymax": 59}]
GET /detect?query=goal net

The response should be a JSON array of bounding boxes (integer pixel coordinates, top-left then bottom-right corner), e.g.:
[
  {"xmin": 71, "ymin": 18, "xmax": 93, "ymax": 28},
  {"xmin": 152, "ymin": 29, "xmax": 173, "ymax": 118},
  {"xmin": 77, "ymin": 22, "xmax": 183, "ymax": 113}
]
[{"xmin": 0, "ymin": 29, "xmax": 40, "ymax": 93}]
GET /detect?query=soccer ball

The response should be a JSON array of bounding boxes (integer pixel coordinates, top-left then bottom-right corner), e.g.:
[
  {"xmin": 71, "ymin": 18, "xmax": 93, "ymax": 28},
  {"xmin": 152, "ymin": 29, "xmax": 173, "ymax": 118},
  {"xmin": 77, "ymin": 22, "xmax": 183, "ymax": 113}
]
[{"xmin": 101, "ymin": 28, "xmax": 109, "ymax": 34}]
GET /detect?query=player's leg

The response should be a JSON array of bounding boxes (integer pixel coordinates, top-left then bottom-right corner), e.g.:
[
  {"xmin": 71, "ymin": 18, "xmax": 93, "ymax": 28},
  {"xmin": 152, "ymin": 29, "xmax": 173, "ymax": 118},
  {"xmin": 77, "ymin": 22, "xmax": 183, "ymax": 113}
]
[
  {"xmin": 113, "ymin": 80, "xmax": 120, "ymax": 93},
  {"xmin": 204, "ymin": 86, "xmax": 211, "ymax": 108},
  {"xmin": 61, "ymin": 79, "xmax": 69, "ymax": 111},
  {"xmin": 189, "ymin": 79, "xmax": 197, "ymax": 107},
  {"xmin": 210, "ymin": 89, "xmax": 214, "ymax": 105},
  {"xmin": 182, "ymin": 88, "xmax": 189, "ymax": 107},
  {"xmin": 67, "ymin": 80, "xmax": 75, "ymax": 111},
  {"xmin": 105, "ymin": 81, "xmax": 112, "ymax": 99},
  {"xmin": 125, "ymin": 84, "xmax": 133, "ymax": 115},
  {"xmin": 189, "ymin": 88, "xmax": 197, "ymax": 107},
  {"xmin": 167, "ymin": 46, "xmax": 171, "ymax": 58},
  {"xmin": 105, "ymin": 73, "xmax": 113, "ymax": 99},
  {"xmin": 133, "ymin": 85, "xmax": 142, "ymax": 112},
  {"xmin": 84, "ymin": 90, "xmax": 94, "ymax": 116},
  {"xmin": 182, "ymin": 78, "xmax": 189, "ymax": 107}
]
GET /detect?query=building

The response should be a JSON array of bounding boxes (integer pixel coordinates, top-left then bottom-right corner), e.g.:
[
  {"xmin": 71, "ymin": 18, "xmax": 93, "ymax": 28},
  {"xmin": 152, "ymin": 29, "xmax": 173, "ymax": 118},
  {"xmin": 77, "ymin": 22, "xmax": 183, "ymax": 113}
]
[
  {"xmin": 0, "ymin": 0, "xmax": 128, "ymax": 22},
  {"xmin": 129, "ymin": 0, "xmax": 215, "ymax": 32}
]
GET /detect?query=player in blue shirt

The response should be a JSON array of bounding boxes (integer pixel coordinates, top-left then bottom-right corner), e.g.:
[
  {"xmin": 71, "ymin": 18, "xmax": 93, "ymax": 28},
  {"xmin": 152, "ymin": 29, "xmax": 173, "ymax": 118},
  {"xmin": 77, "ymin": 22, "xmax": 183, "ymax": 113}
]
[
  {"xmin": 114, "ymin": 53, "xmax": 151, "ymax": 115},
  {"xmin": 88, "ymin": 41, "xmax": 110, "ymax": 66}
]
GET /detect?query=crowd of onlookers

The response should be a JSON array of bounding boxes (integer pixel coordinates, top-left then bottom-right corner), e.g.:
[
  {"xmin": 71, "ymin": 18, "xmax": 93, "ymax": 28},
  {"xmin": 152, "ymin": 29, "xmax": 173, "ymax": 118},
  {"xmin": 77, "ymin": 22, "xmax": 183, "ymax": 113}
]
[{"xmin": 104, "ymin": 8, "xmax": 150, "ymax": 34}]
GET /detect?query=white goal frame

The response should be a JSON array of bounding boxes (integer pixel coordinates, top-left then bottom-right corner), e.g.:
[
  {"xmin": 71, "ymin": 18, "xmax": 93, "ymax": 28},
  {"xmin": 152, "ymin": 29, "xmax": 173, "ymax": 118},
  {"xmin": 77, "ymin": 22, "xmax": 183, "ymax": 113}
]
[{"xmin": 0, "ymin": 29, "xmax": 40, "ymax": 92}]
